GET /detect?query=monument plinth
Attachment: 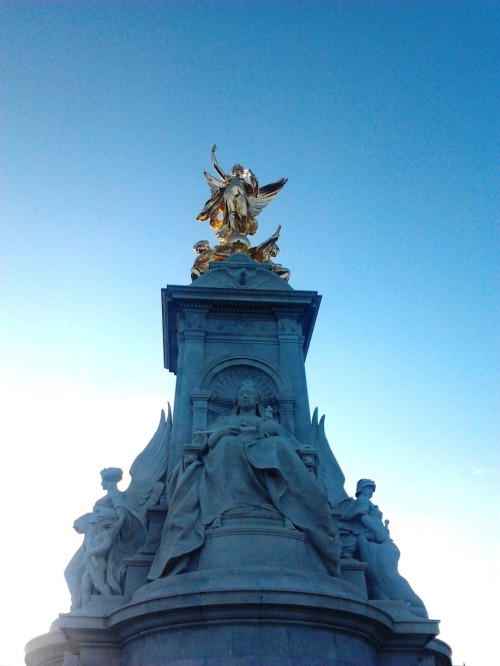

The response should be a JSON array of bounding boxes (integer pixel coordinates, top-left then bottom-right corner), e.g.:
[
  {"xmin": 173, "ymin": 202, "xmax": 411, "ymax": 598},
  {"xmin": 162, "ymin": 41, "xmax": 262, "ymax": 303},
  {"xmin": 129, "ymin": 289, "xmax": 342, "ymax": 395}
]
[
  {"xmin": 25, "ymin": 148, "xmax": 452, "ymax": 666},
  {"xmin": 162, "ymin": 254, "xmax": 321, "ymax": 465}
]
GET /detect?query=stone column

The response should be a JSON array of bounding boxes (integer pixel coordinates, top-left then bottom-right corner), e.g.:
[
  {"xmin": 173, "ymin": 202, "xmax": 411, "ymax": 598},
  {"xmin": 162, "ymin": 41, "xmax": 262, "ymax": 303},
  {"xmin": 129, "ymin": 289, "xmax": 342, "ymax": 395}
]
[
  {"xmin": 168, "ymin": 308, "xmax": 208, "ymax": 472},
  {"xmin": 275, "ymin": 313, "xmax": 312, "ymax": 445}
]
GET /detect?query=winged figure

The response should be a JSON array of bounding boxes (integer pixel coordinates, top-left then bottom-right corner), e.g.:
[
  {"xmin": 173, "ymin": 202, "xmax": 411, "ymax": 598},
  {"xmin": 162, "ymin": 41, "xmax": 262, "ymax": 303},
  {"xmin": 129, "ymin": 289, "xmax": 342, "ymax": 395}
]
[
  {"xmin": 64, "ymin": 407, "xmax": 172, "ymax": 609},
  {"xmin": 250, "ymin": 225, "xmax": 282, "ymax": 264},
  {"xmin": 249, "ymin": 225, "xmax": 291, "ymax": 282},
  {"xmin": 197, "ymin": 145, "xmax": 287, "ymax": 241}
]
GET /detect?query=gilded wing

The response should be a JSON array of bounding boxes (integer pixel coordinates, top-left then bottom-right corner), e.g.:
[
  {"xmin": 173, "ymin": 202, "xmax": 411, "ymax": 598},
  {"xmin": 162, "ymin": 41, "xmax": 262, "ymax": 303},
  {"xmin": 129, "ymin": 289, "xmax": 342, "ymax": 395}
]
[
  {"xmin": 251, "ymin": 226, "xmax": 281, "ymax": 263},
  {"xmin": 124, "ymin": 405, "xmax": 173, "ymax": 512},
  {"xmin": 197, "ymin": 172, "xmax": 225, "ymax": 225},
  {"xmin": 248, "ymin": 178, "xmax": 287, "ymax": 218},
  {"xmin": 310, "ymin": 408, "xmax": 348, "ymax": 508},
  {"xmin": 203, "ymin": 171, "xmax": 226, "ymax": 195}
]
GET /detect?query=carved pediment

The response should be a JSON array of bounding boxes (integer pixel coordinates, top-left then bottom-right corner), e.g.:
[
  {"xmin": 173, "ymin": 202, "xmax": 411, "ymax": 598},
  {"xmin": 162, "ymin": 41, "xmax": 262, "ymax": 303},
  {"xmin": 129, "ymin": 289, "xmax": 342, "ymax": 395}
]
[{"xmin": 190, "ymin": 253, "xmax": 292, "ymax": 291}]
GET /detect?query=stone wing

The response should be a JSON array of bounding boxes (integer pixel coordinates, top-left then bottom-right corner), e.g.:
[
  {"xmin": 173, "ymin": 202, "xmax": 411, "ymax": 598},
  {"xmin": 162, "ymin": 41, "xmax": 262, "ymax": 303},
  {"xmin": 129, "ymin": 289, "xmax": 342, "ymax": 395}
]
[
  {"xmin": 310, "ymin": 408, "xmax": 348, "ymax": 508},
  {"xmin": 125, "ymin": 405, "xmax": 172, "ymax": 511}
]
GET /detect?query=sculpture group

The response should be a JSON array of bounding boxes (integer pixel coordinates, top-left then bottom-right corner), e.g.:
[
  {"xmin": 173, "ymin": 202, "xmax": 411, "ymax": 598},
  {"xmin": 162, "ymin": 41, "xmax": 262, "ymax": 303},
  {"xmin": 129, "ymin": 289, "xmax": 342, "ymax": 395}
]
[
  {"xmin": 149, "ymin": 380, "xmax": 341, "ymax": 579},
  {"xmin": 65, "ymin": 148, "xmax": 428, "ymax": 618},
  {"xmin": 66, "ymin": 379, "xmax": 428, "ymax": 618},
  {"xmin": 65, "ymin": 409, "xmax": 172, "ymax": 609},
  {"xmin": 191, "ymin": 145, "xmax": 290, "ymax": 281},
  {"xmin": 27, "ymin": 147, "xmax": 450, "ymax": 666}
]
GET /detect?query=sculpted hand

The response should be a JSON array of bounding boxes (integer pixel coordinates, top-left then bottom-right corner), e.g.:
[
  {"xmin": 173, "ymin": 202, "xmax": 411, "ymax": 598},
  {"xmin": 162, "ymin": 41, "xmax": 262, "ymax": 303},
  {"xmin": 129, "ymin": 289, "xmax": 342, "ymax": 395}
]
[
  {"xmin": 223, "ymin": 426, "xmax": 241, "ymax": 436},
  {"xmin": 208, "ymin": 425, "xmax": 240, "ymax": 449},
  {"xmin": 259, "ymin": 420, "xmax": 279, "ymax": 438},
  {"xmin": 373, "ymin": 527, "xmax": 390, "ymax": 543}
]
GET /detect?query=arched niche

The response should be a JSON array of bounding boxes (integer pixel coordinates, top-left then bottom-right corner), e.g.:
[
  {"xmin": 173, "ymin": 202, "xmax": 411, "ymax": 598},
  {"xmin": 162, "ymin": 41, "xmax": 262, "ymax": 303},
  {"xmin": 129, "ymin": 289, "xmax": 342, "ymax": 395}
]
[{"xmin": 190, "ymin": 355, "xmax": 295, "ymax": 434}]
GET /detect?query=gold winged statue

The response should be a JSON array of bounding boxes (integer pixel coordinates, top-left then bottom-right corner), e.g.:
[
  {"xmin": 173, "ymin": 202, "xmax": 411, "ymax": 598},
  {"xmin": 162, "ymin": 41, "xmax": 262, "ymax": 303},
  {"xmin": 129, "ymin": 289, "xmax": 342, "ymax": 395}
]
[{"xmin": 197, "ymin": 145, "xmax": 287, "ymax": 242}]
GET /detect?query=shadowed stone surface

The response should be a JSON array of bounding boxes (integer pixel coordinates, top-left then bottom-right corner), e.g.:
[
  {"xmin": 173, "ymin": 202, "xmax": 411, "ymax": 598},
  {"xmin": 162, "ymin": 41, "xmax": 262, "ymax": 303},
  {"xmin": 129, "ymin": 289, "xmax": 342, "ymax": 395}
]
[{"xmin": 25, "ymin": 254, "xmax": 452, "ymax": 666}]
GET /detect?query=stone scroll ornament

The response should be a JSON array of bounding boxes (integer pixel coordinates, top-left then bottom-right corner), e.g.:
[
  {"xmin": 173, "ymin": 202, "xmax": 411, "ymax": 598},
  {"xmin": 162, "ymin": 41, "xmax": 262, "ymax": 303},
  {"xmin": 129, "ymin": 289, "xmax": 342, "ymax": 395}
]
[
  {"xmin": 192, "ymin": 146, "xmax": 290, "ymax": 281},
  {"xmin": 64, "ymin": 407, "xmax": 172, "ymax": 609}
]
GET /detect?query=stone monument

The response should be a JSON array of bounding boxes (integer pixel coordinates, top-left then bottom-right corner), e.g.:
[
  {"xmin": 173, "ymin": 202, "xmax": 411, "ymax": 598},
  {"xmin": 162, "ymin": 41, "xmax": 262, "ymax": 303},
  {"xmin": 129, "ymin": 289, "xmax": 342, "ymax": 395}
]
[{"xmin": 25, "ymin": 148, "xmax": 452, "ymax": 666}]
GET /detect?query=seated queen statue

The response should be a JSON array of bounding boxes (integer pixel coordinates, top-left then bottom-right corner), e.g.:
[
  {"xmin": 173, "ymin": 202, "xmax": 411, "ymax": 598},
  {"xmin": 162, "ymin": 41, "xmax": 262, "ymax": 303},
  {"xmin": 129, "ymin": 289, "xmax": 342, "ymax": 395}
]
[{"xmin": 148, "ymin": 380, "xmax": 341, "ymax": 580}]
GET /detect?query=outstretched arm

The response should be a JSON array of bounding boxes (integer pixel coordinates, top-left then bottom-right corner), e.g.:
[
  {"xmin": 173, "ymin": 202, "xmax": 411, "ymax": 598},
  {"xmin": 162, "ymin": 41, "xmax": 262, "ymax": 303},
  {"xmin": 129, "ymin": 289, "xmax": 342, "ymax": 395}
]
[
  {"xmin": 207, "ymin": 425, "xmax": 241, "ymax": 449},
  {"xmin": 211, "ymin": 145, "xmax": 226, "ymax": 180}
]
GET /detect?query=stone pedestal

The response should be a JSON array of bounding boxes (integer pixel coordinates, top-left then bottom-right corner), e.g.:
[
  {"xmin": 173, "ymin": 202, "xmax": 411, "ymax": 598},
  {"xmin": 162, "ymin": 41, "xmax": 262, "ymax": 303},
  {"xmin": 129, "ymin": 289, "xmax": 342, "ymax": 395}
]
[
  {"xmin": 161, "ymin": 253, "xmax": 322, "ymax": 474},
  {"xmin": 25, "ymin": 255, "xmax": 452, "ymax": 666},
  {"xmin": 26, "ymin": 567, "xmax": 451, "ymax": 666}
]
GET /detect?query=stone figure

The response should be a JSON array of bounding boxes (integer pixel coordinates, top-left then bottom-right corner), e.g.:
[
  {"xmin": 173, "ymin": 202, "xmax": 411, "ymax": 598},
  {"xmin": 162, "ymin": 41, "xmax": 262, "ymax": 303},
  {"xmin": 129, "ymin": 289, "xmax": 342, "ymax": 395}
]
[
  {"xmin": 80, "ymin": 507, "xmax": 122, "ymax": 607},
  {"xmin": 197, "ymin": 145, "xmax": 287, "ymax": 241},
  {"xmin": 336, "ymin": 479, "xmax": 428, "ymax": 618},
  {"xmin": 65, "ymin": 409, "xmax": 172, "ymax": 609},
  {"xmin": 148, "ymin": 380, "xmax": 341, "ymax": 580},
  {"xmin": 64, "ymin": 467, "xmax": 146, "ymax": 609},
  {"xmin": 64, "ymin": 513, "xmax": 92, "ymax": 610}
]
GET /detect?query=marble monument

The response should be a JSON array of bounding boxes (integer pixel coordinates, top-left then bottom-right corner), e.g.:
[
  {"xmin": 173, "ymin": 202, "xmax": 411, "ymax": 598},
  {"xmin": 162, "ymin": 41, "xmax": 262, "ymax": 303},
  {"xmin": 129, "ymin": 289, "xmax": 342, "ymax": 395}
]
[{"xmin": 25, "ymin": 148, "xmax": 452, "ymax": 666}]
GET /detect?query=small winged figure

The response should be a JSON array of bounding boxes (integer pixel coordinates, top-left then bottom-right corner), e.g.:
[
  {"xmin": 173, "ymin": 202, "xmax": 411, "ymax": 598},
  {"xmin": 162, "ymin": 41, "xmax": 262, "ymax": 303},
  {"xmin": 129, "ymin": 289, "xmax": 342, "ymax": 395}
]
[
  {"xmin": 64, "ymin": 407, "xmax": 172, "ymax": 609},
  {"xmin": 197, "ymin": 145, "xmax": 287, "ymax": 241},
  {"xmin": 250, "ymin": 225, "xmax": 282, "ymax": 264},
  {"xmin": 249, "ymin": 226, "xmax": 291, "ymax": 282}
]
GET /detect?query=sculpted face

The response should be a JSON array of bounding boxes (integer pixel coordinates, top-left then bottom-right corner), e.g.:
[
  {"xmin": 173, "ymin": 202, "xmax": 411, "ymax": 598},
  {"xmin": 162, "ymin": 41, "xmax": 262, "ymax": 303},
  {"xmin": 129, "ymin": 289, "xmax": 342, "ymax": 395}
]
[
  {"xmin": 359, "ymin": 485, "xmax": 375, "ymax": 499},
  {"xmin": 236, "ymin": 383, "xmax": 259, "ymax": 409},
  {"xmin": 100, "ymin": 467, "xmax": 123, "ymax": 490},
  {"xmin": 303, "ymin": 454, "xmax": 316, "ymax": 472},
  {"xmin": 231, "ymin": 164, "xmax": 245, "ymax": 178},
  {"xmin": 101, "ymin": 476, "xmax": 118, "ymax": 491}
]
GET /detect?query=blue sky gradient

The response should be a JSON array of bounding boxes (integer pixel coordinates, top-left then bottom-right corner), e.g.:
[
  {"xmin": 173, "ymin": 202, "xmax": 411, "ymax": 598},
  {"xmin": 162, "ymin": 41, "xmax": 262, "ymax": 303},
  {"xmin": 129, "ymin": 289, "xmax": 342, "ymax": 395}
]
[{"xmin": 1, "ymin": 3, "xmax": 498, "ymax": 665}]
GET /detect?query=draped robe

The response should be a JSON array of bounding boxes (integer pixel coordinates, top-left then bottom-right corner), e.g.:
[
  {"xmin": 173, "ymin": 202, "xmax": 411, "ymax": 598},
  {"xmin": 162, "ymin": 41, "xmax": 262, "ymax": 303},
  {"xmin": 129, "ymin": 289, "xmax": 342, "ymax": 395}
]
[{"xmin": 148, "ymin": 414, "xmax": 341, "ymax": 580}]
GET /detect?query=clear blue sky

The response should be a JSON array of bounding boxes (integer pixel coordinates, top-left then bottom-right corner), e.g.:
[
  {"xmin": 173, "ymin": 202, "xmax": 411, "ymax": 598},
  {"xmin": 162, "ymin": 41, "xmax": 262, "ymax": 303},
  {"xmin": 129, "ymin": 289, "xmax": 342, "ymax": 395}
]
[{"xmin": 1, "ymin": 2, "xmax": 498, "ymax": 665}]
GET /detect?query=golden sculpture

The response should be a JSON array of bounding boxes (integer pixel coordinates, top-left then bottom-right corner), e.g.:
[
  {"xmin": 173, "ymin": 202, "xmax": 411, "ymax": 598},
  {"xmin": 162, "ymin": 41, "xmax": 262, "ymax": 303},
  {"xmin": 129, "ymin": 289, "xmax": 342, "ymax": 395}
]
[
  {"xmin": 193, "ymin": 146, "xmax": 290, "ymax": 282},
  {"xmin": 191, "ymin": 226, "xmax": 290, "ymax": 283},
  {"xmin": 197, "ymin": 145, "xmax": 287, "ymax": 241},
  {"xmin": 191, "ymin": 240, "xmax": 214, "ymax": 281}
]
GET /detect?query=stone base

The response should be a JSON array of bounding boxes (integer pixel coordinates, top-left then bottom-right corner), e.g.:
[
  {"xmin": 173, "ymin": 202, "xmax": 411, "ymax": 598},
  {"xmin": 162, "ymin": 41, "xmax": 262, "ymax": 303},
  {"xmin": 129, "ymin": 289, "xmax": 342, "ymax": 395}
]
[
  {"xmin": 198, "ymin": 516, "xmax": 332, "ymax": 576},
  {"xmin": 339, "ymin": 557, "xmax": 369, "ymax": 597},
  {"xmin": 26, "ymin": 568, "xmax": 452, "ymax": 666}
]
